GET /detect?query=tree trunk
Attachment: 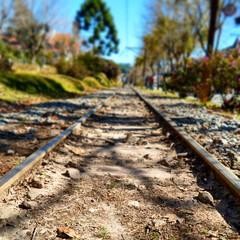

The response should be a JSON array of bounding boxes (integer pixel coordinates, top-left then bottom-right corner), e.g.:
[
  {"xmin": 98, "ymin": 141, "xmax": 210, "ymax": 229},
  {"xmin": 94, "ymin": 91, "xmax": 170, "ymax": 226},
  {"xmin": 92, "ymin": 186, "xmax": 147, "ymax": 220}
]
[
  {"xmin": 31, "ymin": 53, "xmax": 36, "ymax": 64},
  {"xmin": 207, "ymin": 0, "xmax": 219, "ymax": 57}
]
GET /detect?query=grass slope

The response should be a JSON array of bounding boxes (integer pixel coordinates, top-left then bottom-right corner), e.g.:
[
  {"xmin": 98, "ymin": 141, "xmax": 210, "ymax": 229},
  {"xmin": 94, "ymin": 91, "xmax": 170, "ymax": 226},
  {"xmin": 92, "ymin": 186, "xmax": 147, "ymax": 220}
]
[{"xmin": 0, "ymin": 72, "xmax": 111, "ymax": 102}]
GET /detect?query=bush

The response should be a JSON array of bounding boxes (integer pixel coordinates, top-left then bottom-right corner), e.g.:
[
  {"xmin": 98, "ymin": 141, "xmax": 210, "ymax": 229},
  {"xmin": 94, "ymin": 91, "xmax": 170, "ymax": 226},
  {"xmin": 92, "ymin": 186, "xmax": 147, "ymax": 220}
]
[
  {"xmin": 55, "ymin": 58, "xmax": 69, "ymax": 75},
  {"xmin": 169, "ymin": 51, "xmax": 240, "ymax": 106},
  {"xmin": 95, "ymin": 73, "xmax": 111, "ymax": 87},
  {"xmin": 55, "ymin": 53, "xmax": 120, "ymax": 81},
  {"xmin": 83, "ymin": 77, "xmax": 102, "ymax": 88},
  {"xmin": 0, "ymin": 58, "xmax": 12, "ymax": 72}
]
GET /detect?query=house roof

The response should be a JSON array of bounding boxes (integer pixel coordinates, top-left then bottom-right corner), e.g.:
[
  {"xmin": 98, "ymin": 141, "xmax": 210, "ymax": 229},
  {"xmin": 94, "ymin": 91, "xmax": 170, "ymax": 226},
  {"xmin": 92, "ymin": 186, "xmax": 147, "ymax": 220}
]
[{"xmin": 225, "ymin": 37, "xmax": 240, "ymax": 50}]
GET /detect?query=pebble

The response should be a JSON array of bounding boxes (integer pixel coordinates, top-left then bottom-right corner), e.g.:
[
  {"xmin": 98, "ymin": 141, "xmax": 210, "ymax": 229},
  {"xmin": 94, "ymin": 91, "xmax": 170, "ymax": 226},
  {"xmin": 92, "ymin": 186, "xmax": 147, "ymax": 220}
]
[
  {"xmin": 0, "ymin": 207, "xmax": 17, "ymax": 220},
  {"xmin": 152, "ymin": 219, "xmax": 167, "ymax": 228},
  {"xmin": 7, "ymin": 149, "xmax": 15, "ymax": 155},
  {"xmin": 198, "ymin": 191, "xmax": 214, "ymax": 205},
  {"xmin": 128, "ymin": 200, "xmax": 140, "ymax": 209},
  {"xmin": 125, "ymin": 133, "xmax": 139, "ymax": 144},
  {"xmin": 27, "ymin": 189, "xmax": 43, "ymax": 200},
  {"xmin": 19, "ymin": 201, "xmax": 32, "ymax": 209},
  {"xmin": 49, "ymin": 129, "xmax": 61, "ymax": 137},
  {"xmin": 65, "ymin": 168, "xmax": 81, "ymax": 180},
  {"xmin": 159, "ymin": 157, "xmax": 174, "ymax": 167},
  {"xmin": 31, "ymin": 178, "xmax": 43, "ymax": 189}
]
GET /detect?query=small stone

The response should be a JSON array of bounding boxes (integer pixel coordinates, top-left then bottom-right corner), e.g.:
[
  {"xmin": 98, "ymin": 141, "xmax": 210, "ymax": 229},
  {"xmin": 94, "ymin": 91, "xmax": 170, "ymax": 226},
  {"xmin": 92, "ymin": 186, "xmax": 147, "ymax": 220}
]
[
  {"xmin": 72, "ymin": 126, "xmax": 81, "ymax": 135},
  {"xmin": 143, "ymin": 154, "xmax": 150, "ymax": 159},
  {"xmin": 177, "ymin": 152, "xmax": 188, "ymax": 158},
  {"xmin": 220, "ymin": 138, "xmax": 228, "ymax": 146},
  {"xmin": 198, "ymin": 191, "xmax": 214, "ymax": 204},
  {"xmin": 105, "ymin": 139, "xmax": 115, "ymax": 145},
  {"xmin": 30, "ymin": 127, "xmax": 37, "ymax": 134},
  {"xmin": 128, "ymin": 200, "xmax": 140, "ymax": 209},
  {"xmin": 31, "ymin": 178, "xmax": 43, "ymax": 189},
  {"xmin": 65, "ymin": 161, "xmax": 78, "ymax": 168},
  {"xmin": 7, "ymin": 149, "xmax": 15, "ymax": 155},
  {"xmin": 152, "ymin": 219, "xmax": 166, "ymax": 228},
  {"xmin": 19, "ymin": 201, "xmax": 32, "ymax": 209},
  {"xmin": 49, "ymin": 129, "xmax": 61, "ymax": 137},
  {"xmin": 0, "ymin": 207, "xmax": 17, "ymax": 220},
  {"xmin": 65, "ymin": 168, "xmax": 81, "ymax": 180},
  {"xmin": 227, "ymin": 151, "xmax": 236, "ymax": 158},
  {"xmin": 125, "ymin": 133, "xmax": 138, "ymax": 144},
  {"xmin": 27, "ymin": 189, "xmax": 42, "ymax": 200},
  {"xmin": 136, "ymin": 138, "xmax": 148, "ymax": 145},
  {"xmin": 159, "ymin": 157, "xmax": 174, "ymax": 167}
]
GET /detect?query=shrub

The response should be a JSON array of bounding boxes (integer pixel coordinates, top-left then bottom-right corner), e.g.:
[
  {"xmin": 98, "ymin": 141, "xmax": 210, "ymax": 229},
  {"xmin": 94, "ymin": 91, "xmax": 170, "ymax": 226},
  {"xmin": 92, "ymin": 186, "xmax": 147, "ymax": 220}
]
[
  {"xmin": 55, "ymin": 58, "xmax": 69, "ymax": 75},
  {"xmin": 95, "ymin": 73, "xmax": 111, "ymax": 87},
  {"xmin": 55, "ymin": 53, "xmax": 120, "ymax": 81},
  {"xmin": 169, "ymin": 51, "xmax": 240, "ymax": 106},
  {"xmin": 0, "ymin": 58, "xmax": 12, "ymax": 72},
  {"xmin": 83, "ymin": 77, "xmax": 102, "ymax": 88}
]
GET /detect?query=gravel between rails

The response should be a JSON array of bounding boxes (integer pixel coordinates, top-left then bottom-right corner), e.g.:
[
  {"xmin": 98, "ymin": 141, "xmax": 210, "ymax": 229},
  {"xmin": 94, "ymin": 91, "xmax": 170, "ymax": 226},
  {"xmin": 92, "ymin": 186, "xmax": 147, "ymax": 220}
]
[
  {"xmin": 140, "ymin": 90, "xmax": 240, "ymax": 177},
  {"xmin": 0, "ymin": 89, "xmax": 116, "ymax": 177},
  {"xmin": 0, "ymin": 89, "xmax": 240, "ymax": 239}
]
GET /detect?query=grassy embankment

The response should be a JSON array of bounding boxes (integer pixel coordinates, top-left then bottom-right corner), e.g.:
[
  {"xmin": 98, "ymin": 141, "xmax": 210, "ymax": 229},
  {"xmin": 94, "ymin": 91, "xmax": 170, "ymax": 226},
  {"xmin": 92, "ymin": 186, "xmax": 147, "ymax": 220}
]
[{"xmin": 0, "ymin": 65, "xmax": 114, "ymax": 103}]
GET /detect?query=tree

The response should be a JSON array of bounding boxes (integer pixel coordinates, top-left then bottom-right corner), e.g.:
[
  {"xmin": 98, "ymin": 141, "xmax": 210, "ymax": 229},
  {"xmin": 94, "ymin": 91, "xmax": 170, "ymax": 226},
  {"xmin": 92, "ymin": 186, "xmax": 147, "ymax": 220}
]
[
  {"xmin": 75, "ymin": 0, "xmax": 119, "ymax": 55},
  {"xmin": 7, "ymin": 0, "xmax": 60, "ymax": 63},
  {"xmin": 0, "ymin": 0, "xmax": 14, "ymax": 35}
]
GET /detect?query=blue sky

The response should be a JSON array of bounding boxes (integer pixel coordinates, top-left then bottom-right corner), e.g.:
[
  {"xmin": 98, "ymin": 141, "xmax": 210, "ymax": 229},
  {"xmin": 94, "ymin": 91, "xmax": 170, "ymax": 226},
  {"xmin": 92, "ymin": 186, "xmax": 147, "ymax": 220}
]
[
  {"xmin": 60, "ymin": 0, "xmax": 146, "ymax": 65},
  {"xmin": 60, "ymin": 0, "xmax": 240, "ymax": 64}
]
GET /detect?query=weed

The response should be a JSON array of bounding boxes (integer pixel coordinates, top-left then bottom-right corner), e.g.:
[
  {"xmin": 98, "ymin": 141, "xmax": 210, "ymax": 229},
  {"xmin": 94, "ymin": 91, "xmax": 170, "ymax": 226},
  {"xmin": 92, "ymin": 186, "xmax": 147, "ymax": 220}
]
[
  {"xmin": 151, "ymin": 232, "xmax": 159, "ymax": 239},
  {"xmin": 19, "ymin": 156, "xmax": 25, "ymax": 162},
  {"xmin": 75, "ymin": 187, "xmax": 81, "ymax": 191},
  {"xmin": 97, "ymin": 226, "xmax": 110, "ymax": 238},
  {"xmin": 106, "ymin": 182, "xmax": 115, "ymax": 189},
  {"xmin": 201, "ymin": 229, "xmax": 208, "ymax": 234},
  {"xmin": 13, "ymin": 161, "xmax": 19, "ymax": 165}
]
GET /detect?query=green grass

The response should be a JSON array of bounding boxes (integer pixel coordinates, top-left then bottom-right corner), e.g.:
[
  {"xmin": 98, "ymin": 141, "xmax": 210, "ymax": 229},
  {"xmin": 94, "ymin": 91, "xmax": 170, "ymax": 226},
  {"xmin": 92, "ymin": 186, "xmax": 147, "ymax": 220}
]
[
  {"xmin": 144, "ymin": 88, "xmax": 179, "ymax": 98},
  {"xmin": 82, "ymin": 77, "xmax": 103, "ymax": 89},
  {"xmin": 0, "ymin": 72, "xmax": 109, "ymax": 102}
]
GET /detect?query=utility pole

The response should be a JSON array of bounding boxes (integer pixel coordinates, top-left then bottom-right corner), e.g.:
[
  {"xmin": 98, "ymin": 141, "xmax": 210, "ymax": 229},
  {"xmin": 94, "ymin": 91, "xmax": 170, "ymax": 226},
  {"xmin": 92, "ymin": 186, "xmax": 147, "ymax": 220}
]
[{"xmin": 207, "ymin": 0, "xmax": 219, "ymax": 57}]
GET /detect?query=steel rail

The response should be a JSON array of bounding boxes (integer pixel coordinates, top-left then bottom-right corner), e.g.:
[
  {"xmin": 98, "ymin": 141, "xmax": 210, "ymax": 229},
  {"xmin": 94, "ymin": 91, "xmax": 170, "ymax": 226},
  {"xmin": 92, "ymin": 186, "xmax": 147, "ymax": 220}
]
[
  {"xmin": 133, "ymin": 88, "xmax": 240, "ymax": 198},
  {"xmin": 0, "ymin": 89, "xmax": 119, "ymax": 195}
]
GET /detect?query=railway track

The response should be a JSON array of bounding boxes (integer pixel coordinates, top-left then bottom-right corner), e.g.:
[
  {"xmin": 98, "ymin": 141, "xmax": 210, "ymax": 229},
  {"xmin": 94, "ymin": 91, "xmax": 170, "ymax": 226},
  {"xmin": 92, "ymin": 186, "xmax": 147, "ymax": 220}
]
[
  {"xmin": 0, "ymin": 88, "xmax": 240, "ymax": 239},
  {"xmin": 139, "ymin": 90, "xmax": 240, "ymax": 175},
  {"xmin": 0, "ymin": 89, "xmax": 116, "ymax": 177}
]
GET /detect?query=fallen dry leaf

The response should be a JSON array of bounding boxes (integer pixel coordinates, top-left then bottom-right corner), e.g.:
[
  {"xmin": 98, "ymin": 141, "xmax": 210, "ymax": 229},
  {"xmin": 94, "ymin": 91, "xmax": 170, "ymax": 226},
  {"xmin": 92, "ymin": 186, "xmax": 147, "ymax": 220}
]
[
  {"xmin": 57, "ymin": 227, "xmax": 78, "ymax": 238},
  {"xmin": 71, "ymin": 147, "xmax": 84, "ymax": 155},
  {"xmin": 163, "ymin": 213, "xmax": 184, "ymax": 224}
]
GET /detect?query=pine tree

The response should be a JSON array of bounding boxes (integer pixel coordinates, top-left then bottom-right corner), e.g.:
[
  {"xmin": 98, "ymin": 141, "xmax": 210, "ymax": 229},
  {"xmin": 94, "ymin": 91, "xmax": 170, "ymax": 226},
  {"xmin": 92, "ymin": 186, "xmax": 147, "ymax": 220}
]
[{"xmin": 75, "ymin": 0, "xmax": 119, "ymax": 56}]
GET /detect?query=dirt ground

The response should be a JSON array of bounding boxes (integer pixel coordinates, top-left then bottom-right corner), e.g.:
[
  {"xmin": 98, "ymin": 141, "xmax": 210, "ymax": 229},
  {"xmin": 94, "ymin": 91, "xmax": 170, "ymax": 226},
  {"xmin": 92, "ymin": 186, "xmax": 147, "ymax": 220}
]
[{"xmin": 0, "ymin": 89, "xmax": 240, "ymax": 240}]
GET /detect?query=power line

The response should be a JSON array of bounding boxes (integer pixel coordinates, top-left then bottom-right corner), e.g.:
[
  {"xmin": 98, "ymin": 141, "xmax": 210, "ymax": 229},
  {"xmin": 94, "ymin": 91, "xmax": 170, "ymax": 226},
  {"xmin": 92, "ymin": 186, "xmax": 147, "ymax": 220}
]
[{"xmin": 126, "ymin": 0, "xmax": 129, "ymax": 47}]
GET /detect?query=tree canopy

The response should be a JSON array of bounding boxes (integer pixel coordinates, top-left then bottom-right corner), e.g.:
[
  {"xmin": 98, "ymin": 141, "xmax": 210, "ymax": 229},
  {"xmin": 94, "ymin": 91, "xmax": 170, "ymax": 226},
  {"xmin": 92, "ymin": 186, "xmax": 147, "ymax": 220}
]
[{"xmin": 75, "ymin": 0, "xmax": 119, "ymax": 56}]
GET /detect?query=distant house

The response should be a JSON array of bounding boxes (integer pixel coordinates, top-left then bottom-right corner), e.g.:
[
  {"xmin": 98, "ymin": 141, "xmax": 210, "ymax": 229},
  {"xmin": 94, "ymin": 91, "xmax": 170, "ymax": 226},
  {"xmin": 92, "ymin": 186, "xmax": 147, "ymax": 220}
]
[
  {"xmin": 222, "ymin": 37, "xmax": 240, "ymax": 54},
  {"xmin": 0, "ymin": 33, "xmax": 81, "ymax": 60},
  {"xmin": 0, "ymin": 35, "xmax": 21, "ymax": 50},
  {"xmin": 47, "ymin": 33, "xmax": 81, "ymax": 59}
]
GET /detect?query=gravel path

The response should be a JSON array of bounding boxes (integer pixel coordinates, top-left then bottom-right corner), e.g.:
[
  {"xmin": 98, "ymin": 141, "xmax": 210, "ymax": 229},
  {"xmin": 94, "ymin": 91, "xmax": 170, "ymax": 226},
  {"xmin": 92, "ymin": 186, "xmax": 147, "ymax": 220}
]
[
  {"xmin": 0, "ymin": 89, "xmax": 239, "ymax": 240},
  {"xmin": 141, "ymin": 90, "xmax": 240, "ymax": 176},
  {"xmin": 0, "ymin": 89, "xmax": 116, "ymax": 176}
]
